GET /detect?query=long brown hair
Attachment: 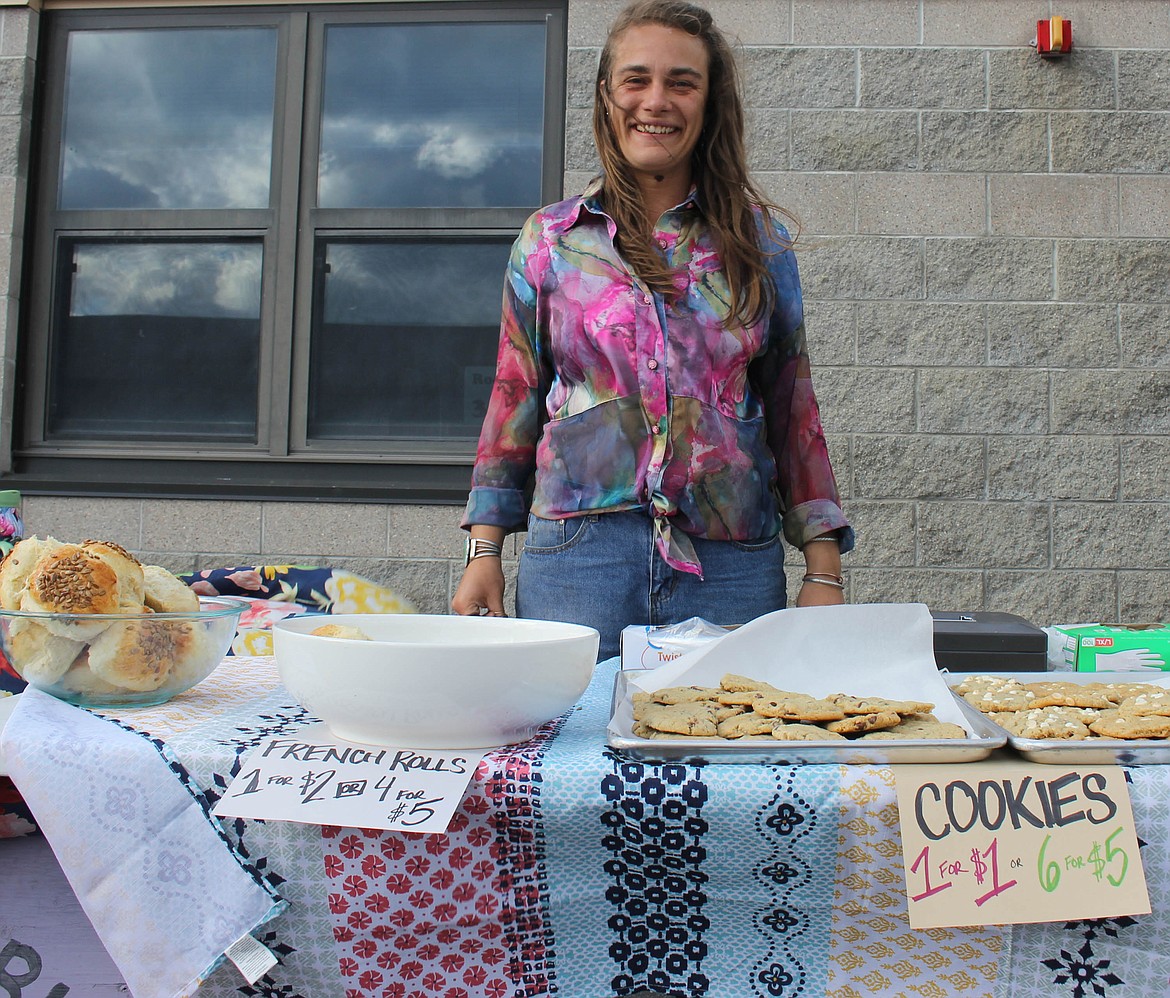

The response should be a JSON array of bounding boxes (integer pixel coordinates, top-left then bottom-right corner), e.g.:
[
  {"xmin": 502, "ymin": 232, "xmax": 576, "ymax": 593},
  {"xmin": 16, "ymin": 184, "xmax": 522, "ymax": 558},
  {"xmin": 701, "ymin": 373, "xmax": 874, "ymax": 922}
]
[{"xmin": 592, "ymin": 0, "xmax": 797, "ymax": 329}]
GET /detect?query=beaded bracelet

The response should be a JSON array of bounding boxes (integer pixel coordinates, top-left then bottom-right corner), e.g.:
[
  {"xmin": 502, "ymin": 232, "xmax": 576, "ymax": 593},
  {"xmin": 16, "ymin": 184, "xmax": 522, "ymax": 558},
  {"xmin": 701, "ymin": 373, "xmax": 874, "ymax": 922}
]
[{"xmin": 802, "ymin": 573, "xmax": 845, "ymax": 590}]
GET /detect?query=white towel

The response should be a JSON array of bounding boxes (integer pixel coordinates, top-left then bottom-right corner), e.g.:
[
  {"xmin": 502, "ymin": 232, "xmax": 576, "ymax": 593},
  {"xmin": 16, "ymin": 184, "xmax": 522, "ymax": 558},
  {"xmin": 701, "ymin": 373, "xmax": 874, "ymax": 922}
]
[{"xmin": 1, "ymin": 687, "xmax": 287, "ymax": 998}]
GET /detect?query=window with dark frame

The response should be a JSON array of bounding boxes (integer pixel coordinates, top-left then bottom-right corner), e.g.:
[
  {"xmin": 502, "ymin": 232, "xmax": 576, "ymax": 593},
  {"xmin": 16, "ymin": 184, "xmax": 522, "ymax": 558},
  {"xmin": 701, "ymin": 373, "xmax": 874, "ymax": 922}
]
[{"xmin": 17, "ymin": 3, "xmax": 565, "ymax": 500}]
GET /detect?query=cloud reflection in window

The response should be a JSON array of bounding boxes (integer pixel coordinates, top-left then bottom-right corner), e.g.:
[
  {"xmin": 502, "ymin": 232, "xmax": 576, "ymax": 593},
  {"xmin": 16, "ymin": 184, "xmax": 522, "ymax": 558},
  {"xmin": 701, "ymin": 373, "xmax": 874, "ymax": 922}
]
[
  {"xmin": 59, "ymin": 27, "xmax": 277, "ymax": 210},
  {"xmin": 317, "ymin": 21, "xmax": 546, "ymax": 209}
]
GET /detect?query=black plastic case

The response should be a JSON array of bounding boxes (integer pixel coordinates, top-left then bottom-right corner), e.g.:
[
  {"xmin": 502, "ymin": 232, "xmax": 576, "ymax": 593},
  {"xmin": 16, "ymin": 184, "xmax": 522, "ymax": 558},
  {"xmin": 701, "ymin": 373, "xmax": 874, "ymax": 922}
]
[{"xmin": 931, "ymin": 610, "xmax": 1048, "ymax": 672}]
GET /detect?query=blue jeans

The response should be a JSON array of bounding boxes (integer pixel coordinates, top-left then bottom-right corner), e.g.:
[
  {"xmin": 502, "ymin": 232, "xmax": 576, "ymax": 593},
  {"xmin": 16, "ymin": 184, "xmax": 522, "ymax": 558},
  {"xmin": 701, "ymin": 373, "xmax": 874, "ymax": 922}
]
[{"xmin": 516, "ymin": 510, "xmax": 787, "ymax": 661}]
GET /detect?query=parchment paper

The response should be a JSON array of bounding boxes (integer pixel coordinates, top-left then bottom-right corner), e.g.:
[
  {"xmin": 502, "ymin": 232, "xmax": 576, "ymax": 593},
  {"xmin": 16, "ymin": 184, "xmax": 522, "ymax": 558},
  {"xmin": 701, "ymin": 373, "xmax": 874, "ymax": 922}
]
[{"xmin": 609, "ymin": 602, "xmax": 969, "ymax": 738}]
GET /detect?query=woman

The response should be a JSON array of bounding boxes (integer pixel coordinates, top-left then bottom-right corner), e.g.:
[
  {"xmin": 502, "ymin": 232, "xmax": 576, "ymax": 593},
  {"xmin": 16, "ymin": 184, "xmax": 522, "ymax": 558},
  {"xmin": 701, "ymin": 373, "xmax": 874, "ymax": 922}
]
[{"xmin": 453, "ymin": 0, "xmax": 853, "ymax": 659}]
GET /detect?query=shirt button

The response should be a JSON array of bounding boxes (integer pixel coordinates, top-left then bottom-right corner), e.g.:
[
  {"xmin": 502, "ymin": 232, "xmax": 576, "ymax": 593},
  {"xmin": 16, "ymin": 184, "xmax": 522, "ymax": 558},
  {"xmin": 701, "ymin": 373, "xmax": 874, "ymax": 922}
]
[
  {"xmin": 647, "ymin": 358, "xmax": 659, "ymax": 370},
  {"xmin": 651, "ymin": 425, "xmax": 661, "ymax": 435},
  {"xmin": 658, "ymin": 238, "xmax": 669, "ymax": 250},
  {"xmin": 642, "ymin": 294, "xmax": 652, "ymax": 305}
]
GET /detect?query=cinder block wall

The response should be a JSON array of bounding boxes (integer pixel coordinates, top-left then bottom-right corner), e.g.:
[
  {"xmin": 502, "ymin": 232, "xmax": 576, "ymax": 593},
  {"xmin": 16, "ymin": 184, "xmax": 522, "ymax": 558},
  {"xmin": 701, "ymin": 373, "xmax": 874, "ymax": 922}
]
[{"xmin": 5, "ymin": 1, "xmax": 1170, "ymax": 626}]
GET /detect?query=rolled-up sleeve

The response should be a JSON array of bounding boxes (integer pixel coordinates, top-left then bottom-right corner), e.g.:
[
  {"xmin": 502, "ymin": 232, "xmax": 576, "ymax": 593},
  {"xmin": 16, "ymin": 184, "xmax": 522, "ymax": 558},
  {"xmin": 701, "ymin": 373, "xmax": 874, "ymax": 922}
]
[
  {"xmin": 749, "ymin": 229, "xmax": 855, "ymax": 553},
  {"xmin": 461, "ymin": 221, "xmax": 550, "ymax": 533}
]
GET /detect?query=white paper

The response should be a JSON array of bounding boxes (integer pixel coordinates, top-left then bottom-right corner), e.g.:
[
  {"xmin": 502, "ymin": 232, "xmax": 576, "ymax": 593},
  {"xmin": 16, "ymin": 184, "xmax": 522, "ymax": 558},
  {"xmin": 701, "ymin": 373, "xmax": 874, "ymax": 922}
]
[
  {"xmin": 0, "ymin": 692, "xmax": 19, "ymax": 776},
  {"xmin": 611, "ymin": 603, "xmax": 969, "ymax": 737},
  {"xmin": 213, "ymin": 723, "xmax": 486, "ymax": 833}
]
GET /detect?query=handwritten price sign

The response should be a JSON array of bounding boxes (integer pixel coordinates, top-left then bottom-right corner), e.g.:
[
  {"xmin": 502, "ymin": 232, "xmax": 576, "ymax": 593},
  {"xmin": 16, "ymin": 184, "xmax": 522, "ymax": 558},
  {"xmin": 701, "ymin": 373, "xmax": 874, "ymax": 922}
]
[
  {"xmin": 213, "ymin": 723, "xmax": 485, "ymax": 834},
  {"xmin": 894, "ymin": 761, "xmax": 1149, "ymax": 928}
]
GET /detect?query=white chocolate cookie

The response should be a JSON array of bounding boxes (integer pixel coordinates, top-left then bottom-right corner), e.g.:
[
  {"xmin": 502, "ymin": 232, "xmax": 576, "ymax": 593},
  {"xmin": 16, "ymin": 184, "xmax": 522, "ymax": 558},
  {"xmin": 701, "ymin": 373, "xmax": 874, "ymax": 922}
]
[
  {"xmin": 1119, "ymin": 689, "xmax": 1170, "ymax": 717},
  {"xmin": 1089, "ymin": 712, "xmax": 1170, "ymax": 740}
]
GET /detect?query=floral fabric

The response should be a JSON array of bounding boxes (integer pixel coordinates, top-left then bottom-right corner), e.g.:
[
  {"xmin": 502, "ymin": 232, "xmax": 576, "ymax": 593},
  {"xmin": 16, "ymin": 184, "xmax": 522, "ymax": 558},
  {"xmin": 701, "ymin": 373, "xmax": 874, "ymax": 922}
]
[
  {"xmin": 0, "ymin": 505, "xmax": 22, "ymax": 558},
  {"xmin": 0, "ymin": 651, "xmax": 23, "ymax": 695},
  {"xmin": 463, "ymin": 185, "xmax": 853, "ymax": 577},
  {"xmin": 181, "ymin": 565, "xmax": 416, "ymax": 656}
]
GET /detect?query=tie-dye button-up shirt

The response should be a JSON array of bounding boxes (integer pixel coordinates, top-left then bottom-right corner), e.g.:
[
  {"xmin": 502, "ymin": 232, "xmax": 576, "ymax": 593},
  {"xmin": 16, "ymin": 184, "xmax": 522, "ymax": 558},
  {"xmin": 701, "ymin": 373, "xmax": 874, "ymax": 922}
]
[{"xmin": 462, "ymin": 187, "xmax": 853, "ymax": 577}]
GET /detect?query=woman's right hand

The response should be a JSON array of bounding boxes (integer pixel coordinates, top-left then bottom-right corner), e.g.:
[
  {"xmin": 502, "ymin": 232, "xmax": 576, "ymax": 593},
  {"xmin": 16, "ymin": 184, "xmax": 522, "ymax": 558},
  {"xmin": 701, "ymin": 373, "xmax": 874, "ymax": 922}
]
[{"xmin": 452, "ymin": 556, "xmax": 507, "ymax": 617}]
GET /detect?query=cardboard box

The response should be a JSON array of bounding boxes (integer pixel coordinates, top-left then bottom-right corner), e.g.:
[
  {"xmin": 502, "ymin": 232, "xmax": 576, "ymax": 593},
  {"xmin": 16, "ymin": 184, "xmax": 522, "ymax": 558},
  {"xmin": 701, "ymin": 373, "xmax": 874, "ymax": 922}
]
[
  {"xmin": 620, "ymin": 620, "xmax": 730, "ymax": 670},
  {"xmin": 1048, "ymin": 623, "xmax": 1170, "ymax": 672}
]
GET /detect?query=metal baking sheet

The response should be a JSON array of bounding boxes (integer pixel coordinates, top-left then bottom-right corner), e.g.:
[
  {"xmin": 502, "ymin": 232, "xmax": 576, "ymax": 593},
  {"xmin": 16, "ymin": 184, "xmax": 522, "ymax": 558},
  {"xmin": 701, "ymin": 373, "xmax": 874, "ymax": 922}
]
[
  {"xmin": 607, "ymin": 671, "xmax": 1007, "ymax": 765},
  {"xmin": 945, "ymin": 671, "xmax": 1170, "ymax": 765}
]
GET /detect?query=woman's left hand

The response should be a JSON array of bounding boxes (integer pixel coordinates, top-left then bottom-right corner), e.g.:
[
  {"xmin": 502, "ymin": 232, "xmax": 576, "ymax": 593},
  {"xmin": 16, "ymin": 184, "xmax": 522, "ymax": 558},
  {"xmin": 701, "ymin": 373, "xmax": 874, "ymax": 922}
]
[{"xmin": 796, "ymin": 580, "xmax": 846, "ymax": 607}]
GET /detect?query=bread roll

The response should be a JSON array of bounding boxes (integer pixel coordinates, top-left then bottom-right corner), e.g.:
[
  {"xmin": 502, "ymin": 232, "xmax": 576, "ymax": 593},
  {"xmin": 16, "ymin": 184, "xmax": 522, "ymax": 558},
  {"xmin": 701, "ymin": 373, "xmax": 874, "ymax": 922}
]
[
  {"xmin": 3, "ymin": 617, "xmax": 84, "ymax": 684},
  {"xmin": 165, "ymin": 622, "xmax": 220, "ymax": 688},
  {"xmin": 56, "ymin": 651, "xmax": 126, "ymax": 698},
  {"xmin": 87, "ymin": 617, "xmax": 195, "ymax": 691},
  {"xmin": 310, "ymin": 623, "xmax": 371, "ymax": 640},
  {"xmin": 82, "ymin": 539, "xmax": 145, "ymax": 611},
  {"xmin": 2, "ymin": 536, "xmax": 224, "ymax": 700},
  {"xmin": 142, "ymin": 564, "xmax": 200, "ymax": 613},
  {"xmin": 21, "ymin": 545, "xmax": 123, "ymax": 639},
  {"xmin": 0, "ymin": 536, "xmax": 66, "ymax": 611}
]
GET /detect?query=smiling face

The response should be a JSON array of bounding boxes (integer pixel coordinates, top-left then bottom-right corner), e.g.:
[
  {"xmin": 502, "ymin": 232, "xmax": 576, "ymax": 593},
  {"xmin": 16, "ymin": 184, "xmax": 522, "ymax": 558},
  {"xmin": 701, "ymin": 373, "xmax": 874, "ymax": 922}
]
[{"xmin": 601, "ymin": 23, "xmax": 710, "ymax": 195}]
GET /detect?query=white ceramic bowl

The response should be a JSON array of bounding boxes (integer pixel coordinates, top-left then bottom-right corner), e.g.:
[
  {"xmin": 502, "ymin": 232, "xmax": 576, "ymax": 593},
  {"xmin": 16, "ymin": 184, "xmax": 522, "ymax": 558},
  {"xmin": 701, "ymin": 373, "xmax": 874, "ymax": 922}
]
[{"xmin": 273, "ymin": 613, "xmax": 600, "ymax": 748}]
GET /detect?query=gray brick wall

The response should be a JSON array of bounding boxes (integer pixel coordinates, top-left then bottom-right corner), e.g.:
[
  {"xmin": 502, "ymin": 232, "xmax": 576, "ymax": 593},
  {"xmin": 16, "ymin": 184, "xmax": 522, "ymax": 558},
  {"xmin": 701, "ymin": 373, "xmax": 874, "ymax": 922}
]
[{"xmin": 4, "ymin": 1, "xmax": 1170, "ymax": 628}]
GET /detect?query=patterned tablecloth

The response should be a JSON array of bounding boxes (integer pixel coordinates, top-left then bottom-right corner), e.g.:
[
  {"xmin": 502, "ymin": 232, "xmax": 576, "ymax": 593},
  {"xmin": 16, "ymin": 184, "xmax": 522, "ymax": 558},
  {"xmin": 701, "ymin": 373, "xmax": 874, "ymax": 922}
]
[{"xmin": 5, "ymin": 656, "xmax": 1170, "ymax": 998}]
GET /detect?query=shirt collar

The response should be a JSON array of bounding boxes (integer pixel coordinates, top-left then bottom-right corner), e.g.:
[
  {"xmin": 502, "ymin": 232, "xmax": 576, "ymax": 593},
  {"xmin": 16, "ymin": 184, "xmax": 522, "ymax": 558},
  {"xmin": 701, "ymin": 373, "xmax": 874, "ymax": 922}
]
[{"xmin": 556, "ymin": 176, "xmax": 702, "ymax": 233}]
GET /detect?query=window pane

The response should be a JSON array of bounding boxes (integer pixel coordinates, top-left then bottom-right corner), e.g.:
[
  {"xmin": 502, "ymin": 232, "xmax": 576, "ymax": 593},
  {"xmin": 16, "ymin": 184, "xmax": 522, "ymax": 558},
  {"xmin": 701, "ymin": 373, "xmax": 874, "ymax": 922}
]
[
  {"xmin": 49, "ymin": 241, "xmax": 262, "ymax": 441},
  {"xmin": 60, "ymin": 28, "xmax": 277, "ymax": 210},
  {"xmin": 309, "ymin": 240, "xmax": 509, "ymax": 439},
  {"xmin": 318, "ymin": 22, "xmax": 546, "ymax": 208}
]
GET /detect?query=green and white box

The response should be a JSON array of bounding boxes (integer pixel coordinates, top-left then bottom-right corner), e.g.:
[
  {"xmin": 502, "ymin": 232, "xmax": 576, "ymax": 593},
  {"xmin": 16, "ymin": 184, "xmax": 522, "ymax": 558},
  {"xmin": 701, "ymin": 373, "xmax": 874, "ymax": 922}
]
[{"xmin": 1050, "ymin": 623, "xmax": 1170, "ymax": 672}]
